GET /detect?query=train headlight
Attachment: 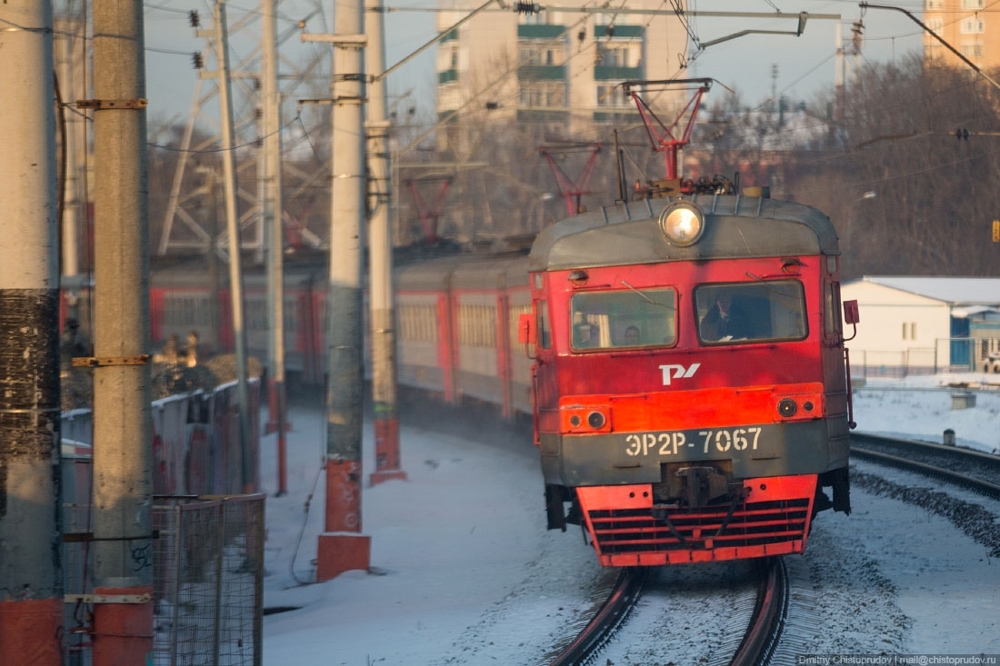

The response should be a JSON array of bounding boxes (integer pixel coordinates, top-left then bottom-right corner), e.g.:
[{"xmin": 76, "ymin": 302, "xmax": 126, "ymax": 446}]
[
  {"xmin": 561, "ymin": 405, "xmax": 612, "ymax": 433},
  {"xmin": 778, "ymin": 399, "xmax": 798, "ymax": 417},
  {"xmin": 658, "ymin": 201, "xmax": 705, "ymax": 247},
  {"xmin": 587, "ymin": 411, "xmax": 606, "ymax": 429}
]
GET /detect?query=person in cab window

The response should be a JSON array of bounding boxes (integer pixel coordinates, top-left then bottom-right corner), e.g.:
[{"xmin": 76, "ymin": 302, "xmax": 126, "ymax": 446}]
[
  {"xmin": 623, "ymin": 326, "xmax": 640, "ymax": 346},
  {"xmin": 575, "ymin": 322, "xmax": 600, "ymax": 348},
  {"xmin": 701, "ymin": 293, "xmax": 751, "ymax": 341}
]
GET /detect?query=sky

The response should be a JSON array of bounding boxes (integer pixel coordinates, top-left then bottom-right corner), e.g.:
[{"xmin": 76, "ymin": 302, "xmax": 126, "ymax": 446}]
[
  {"xmin": 130, "ymin": 0, "xmax": 928, "ymax": 131},
  {"xmin": 258, "ymin": 372, "xmax": 1000, "ymax": 664},
  {"xmin": 684, "ymin": 0, "xmax": 924, "ymax": 104}
]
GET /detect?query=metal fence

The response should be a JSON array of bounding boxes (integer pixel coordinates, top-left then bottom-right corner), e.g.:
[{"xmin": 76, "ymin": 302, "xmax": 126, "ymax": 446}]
[
  {"xmin": 152, "ymin": 494, "xmax": 265, "ymax": 666},
  {"xmin": 849, "ymin": 348, "xmax": 938, "ymax": 379},
  {"xmin": 60, "ymin": 379, "xmax": 263, "ymax": 664},
  {"xmin": 60, "ymin": 379, "xmax": 261, "ymax": 496},
  {"xmin": 848, "ymin": 338, "xmax": 984, "ymax": 379},
  {"xmin": 62, "ymin": 493, "xmax": 264, "ymax": 665},
  {"xmin": 62, "ymin": 450, "xmax": 94, "ymax": 666}
]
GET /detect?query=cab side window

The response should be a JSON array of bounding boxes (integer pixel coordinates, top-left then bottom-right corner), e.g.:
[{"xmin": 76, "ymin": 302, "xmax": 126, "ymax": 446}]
[
  {"xmin": 825, "ymin": 282, "xmax": 843, "ymax": 340},
  {"xmin": 537, "ymin": 300, "xmax": 551, "ymax": 350}
]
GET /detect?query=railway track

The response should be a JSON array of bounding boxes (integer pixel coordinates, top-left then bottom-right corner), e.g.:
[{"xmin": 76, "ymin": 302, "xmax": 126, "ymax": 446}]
[
  {"xmin": 546, "ymin": 567, "xmax": 645, "ymax": 666},
  {"xmin": 730, "ymin": 558, "xmax": 787, "ymax": 666},
  {"xmin": 848, "ymin": 431, "xmax": 1000, "ymax": 564},
  {"xmin": 547, "ymin": 558, "xmax": 787, "ymax": 666},
  {"xmin": 851, "ymin": 432, "xmax": 1000, "ymax": 499},
  {"xmin": 544, "ymin": 435, "xmax": 1000, "ymax": 666}
]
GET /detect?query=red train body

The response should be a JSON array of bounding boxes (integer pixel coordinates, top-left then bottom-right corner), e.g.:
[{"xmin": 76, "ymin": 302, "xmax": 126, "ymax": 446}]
[{"xmin": 521, "ymin": 195, "xmax": 854, "ymax": 566}]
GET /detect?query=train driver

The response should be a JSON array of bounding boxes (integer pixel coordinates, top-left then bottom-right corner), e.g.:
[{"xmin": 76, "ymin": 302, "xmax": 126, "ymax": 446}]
[
  {"xmin": 575, "ymin": 322, "xmax": 600, "ymax": 348},
  {"xmin": 623, "ymin": 325, "xmax": 640, "ymax": 345},
  {"xmin": 700, "ymin": 293, "xmax": 751, "ymax": 341}
]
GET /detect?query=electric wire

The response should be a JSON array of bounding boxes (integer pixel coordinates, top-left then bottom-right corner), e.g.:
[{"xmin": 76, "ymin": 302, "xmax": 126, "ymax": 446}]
[
  {"xmin": 288, "ymin": 461, "xmax": 326, "ymax": 587},
  {"xmin": 147, "ymin": 114, "xmax": 302, "ymax": 153}
]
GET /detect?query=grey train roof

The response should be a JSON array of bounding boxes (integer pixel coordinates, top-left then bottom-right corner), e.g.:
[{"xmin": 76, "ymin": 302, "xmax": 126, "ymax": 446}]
[
  {"xmin": 528, "ymin": 194, "xmax": 840, "ymax": 272},
  {"xmin": 395, "ymin": 253, "xmax": 530, "ymax": 290}
]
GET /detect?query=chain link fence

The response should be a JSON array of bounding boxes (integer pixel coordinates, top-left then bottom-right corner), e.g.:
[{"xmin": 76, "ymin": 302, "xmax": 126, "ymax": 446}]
[
  {"xmin": 62, "ymin": 492, "xmax": 264, "ymax": 665},
  {"xmin": 152, "ymin": 494, "xmax": 265, "ymax": 666}
]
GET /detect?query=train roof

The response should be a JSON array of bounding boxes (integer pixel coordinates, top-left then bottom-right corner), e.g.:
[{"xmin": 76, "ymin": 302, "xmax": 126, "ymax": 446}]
[
  {"xmin": 396, "ymin": 253, "xmax": 530, "ymax": 290},
  {"xmin": 528, "ymin": 193, "xmax": 839, "ymax": 272}
]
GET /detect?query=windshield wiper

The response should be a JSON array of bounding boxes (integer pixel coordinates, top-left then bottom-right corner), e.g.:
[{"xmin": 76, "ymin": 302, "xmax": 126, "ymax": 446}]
[{"xmin": 620, "ymin": 280, "xmax": 674, "ymax": 311}]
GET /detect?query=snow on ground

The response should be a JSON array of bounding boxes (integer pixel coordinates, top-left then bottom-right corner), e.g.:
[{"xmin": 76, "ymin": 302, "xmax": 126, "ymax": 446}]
[
  {"xmin": 843, "ymin": 461, "xmax": 1000, "ymax": 654},
  {"xmin": 260, "ymin": 375, "xmax": 1000, "ymax": 664},
  {"xmin": 260, "ymin": 399, "xmax": 600, "ymax": 665},
  {"xmin": 852, "ymin": 373, "xmax": 1000, "ymax": 453}
]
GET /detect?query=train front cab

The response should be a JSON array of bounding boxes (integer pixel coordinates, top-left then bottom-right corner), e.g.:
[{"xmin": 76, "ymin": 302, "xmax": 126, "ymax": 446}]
[{"xmin": 523, "ymin": 196, "xmax": 854, "ymax": 567}]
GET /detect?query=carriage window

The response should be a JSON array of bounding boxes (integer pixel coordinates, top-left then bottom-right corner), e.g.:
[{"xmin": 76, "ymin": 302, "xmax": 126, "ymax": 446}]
[
  {"xmin": 695, "ymin": 281, "xmax": 807, "ymax": 345},
  {"xmin": 570, "ymin": 289, "xmax": 676, "ymax": 351},
  {"xmin": 537, "ymin": 300, "xmax": 551, "ymax": 350}
]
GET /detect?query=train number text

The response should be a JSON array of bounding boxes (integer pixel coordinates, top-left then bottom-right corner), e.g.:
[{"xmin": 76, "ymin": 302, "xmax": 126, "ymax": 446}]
[{"xmin": 624, "ymin": 427, "xmax": 763, "ymax": 457}]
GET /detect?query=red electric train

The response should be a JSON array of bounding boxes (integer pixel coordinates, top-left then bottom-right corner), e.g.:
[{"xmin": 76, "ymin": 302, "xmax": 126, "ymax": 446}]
[
  {"xmin": 93, "ymin": 76, "xmax": 861, "ymax": 568},
  {"xmin": 138, "ymin": 186, "xmax": 858, "ymax": 568},
  {"xmin": 517, "ymin": 193, "xmax": 857, "ymax": 566}
]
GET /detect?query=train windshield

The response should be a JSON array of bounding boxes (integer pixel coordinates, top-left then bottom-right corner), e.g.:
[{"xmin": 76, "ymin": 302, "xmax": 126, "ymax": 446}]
[
  {"xmin": 695, "ymin": 281, "xmax": 807, "ymax": 345},
  {"xmin": 570, "ymin": 288, "xmax": 676, "ymax": 351}
]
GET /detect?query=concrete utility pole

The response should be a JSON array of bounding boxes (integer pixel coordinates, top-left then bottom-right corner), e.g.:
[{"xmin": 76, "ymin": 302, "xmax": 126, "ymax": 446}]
[
  {"xmin": 261, "ymin": 0, "xmax": 289, "ymax": 495},
  {"xmin": 213, "ymin": 0, "xmax": 254, "ymax": 490},
  {"xmin": 305, "ymin": 0, "xmax": 371, "ymax": 581},
  {"xmin": 195, "ymin": 165, "xmax": 223, "ymax": 350},
  {"xmin": 834, "ymin": 21, "xmax": 844, "ymax": 122},
  {"xmin": 0, "ymin": 1, "xmax": 63, "ymax": 663},
  {"xmin": 54, "ymin": 11, "xmax": 85, "ymax": 282},
  {"xmin": 89, "ymin": 0, "xmax": 155, "ymax": 661},
  {"xmin": 367, "ymin": 0, "xmax": 407, "ymax": 486}
]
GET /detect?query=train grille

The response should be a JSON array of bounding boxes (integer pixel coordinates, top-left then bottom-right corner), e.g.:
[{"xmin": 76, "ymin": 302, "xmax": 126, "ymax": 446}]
[{"xmin": 586, "ymin": 499, "xmax": 810, "ymax": 554}]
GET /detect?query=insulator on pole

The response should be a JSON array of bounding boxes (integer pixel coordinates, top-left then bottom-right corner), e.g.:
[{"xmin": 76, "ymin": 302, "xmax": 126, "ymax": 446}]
[{"xmin": 189, "ymin": 9, "xmax": 200, "ymax": 27}]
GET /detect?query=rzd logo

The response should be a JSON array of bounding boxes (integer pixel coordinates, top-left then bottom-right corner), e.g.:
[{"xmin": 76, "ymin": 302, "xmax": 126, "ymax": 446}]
[{"xmin": 659, "ymin": 363, "xmax": 700, "ymax": 386}]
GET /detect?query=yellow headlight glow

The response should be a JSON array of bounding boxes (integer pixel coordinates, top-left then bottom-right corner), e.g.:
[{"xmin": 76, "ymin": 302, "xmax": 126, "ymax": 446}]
[{"xmin": 658, "ymin": 201, "xmax": 705, "ymax": 246}]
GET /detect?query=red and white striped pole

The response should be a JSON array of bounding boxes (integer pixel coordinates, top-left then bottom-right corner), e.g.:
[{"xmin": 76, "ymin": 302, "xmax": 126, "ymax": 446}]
[{"xmin": 308, "ymin": 0, "xmax": 372, "ymax": 581}]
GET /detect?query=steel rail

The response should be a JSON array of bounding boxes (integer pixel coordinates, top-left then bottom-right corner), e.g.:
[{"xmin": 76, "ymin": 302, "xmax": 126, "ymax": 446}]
[
  {"xmin": 851, "ymin": 444, "xmax": 1000, "ymax": 501},
  {"xmin": 548, "ymin": 567, "xmax": 645, "ymax": 666},
  {"xmin": 730, "ymin": 557, "xmax": 788, "ymax": 666},
  {"xmin": 852, "ymin": 432, "xmax": 1000, "ymax": 472}
]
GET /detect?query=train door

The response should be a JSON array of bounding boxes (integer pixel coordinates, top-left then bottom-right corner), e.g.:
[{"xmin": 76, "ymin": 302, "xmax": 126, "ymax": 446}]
[
  {"xmin": 528, "ymin": 274, "xmax": 556, "ymax": 444},
  {"xmin": 820, "ymin": 257, "xmax": 853, "ymax": 486},
  {"xmin": 821, "ymin": 271, "xmax": 848, "ymax": 402}
]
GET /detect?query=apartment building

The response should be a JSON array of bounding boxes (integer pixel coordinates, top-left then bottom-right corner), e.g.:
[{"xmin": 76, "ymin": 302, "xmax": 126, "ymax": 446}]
[
  {"xmin": 923, "ymin": 0, "xmax": 1000, "ymax": 69},
  {"xmin": 435, "ymin": 1, "xmax": 691, "ymax": 145}
]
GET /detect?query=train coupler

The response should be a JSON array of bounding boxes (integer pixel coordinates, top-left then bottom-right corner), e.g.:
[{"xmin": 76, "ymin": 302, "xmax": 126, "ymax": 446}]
[{"xmin": 675, "ymin": 465, "xmax": 729, "ymax": 508}]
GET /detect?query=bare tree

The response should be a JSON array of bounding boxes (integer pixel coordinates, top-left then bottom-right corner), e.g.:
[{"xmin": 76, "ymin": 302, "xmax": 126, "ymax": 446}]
[{"xmin": 794, "ymin": 56, "xmax": 1000, "ymax": 278}]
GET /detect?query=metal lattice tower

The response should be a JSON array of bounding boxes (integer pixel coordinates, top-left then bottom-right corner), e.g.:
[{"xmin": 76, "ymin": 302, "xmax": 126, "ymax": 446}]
[{"xmin": 156, "ymin": 0, "xmax": 330, "ymax": 258}]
